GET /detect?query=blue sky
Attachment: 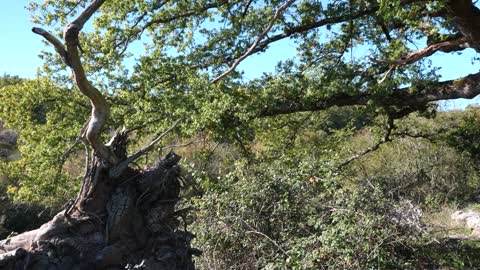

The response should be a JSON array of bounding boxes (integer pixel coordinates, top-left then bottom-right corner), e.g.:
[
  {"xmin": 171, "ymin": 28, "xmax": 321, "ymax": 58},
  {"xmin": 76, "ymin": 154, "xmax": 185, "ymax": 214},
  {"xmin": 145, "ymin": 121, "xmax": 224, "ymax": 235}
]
[
  {"xmin": 1, "ymin": 1, "xmax": 479, "ymax": 109},
  {"xmin": 0, "ymin": 0, "xmax": 42, "ymax": 77}
]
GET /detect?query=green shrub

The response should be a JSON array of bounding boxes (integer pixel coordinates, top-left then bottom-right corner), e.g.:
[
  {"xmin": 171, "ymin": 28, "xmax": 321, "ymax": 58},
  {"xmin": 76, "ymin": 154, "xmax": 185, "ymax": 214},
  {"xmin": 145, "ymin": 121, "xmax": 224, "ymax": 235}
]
[{"xmin": 190, "ymin": 156, "xmax": 427, "ymax": 269}]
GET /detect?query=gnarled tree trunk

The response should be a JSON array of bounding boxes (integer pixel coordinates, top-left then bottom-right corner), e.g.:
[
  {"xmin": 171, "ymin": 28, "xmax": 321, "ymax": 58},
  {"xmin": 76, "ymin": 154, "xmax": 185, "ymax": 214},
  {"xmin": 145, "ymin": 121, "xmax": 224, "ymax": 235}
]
[{"xmin": 0, "ymin": 135, "xmax": 198, "ymax": 269}]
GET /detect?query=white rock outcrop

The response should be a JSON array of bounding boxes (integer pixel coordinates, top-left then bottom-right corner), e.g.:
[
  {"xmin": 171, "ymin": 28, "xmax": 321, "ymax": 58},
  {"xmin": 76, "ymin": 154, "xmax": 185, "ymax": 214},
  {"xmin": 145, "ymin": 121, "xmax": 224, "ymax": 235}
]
[{"xmin": 451, "ymin": 210, "xmax": 480, "ymax": 234}]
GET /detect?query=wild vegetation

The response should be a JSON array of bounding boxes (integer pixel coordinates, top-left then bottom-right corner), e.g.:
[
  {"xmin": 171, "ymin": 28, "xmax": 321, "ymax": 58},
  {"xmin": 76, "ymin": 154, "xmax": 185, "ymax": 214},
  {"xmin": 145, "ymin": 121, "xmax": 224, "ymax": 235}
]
[{"xmin": 1, "ymin": 0, "xmax": 480, "ymax": 269}]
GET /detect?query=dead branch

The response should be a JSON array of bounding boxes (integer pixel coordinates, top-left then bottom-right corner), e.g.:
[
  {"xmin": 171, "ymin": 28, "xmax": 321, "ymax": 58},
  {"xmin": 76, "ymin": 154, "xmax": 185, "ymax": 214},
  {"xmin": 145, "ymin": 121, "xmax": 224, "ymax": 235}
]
[
  {"xmin": 246, "ymin": 230, "xmax": 290, "ymax": 258},
  {"xmin": 110, "ymin": 120, "xmax": 180, "ymax": 178}
]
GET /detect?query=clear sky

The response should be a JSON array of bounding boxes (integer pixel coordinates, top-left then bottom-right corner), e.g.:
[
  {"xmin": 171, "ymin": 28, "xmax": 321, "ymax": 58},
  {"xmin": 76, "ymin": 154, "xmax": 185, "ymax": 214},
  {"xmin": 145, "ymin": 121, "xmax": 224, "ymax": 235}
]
[
  {"xmin": 1, "ymin": 1, "xmax": 479, "ymax": 109},
  {"xmin": 0, "ymin": 0, "xmax": 42, "ymax": 78}
]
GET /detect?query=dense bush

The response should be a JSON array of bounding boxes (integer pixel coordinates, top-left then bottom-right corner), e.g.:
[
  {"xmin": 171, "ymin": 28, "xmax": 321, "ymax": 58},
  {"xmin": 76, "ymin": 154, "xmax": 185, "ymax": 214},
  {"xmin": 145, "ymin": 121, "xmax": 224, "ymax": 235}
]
[
  {"xmin": 448, "ymin": 108, "xmax": 480, "ymax": 164},
  {"xmin": 184, "ymin": 109, "xmax": 480, "ymax": 269},
  {"xmin": 190, "ymin": 156, "xmax": 430, "ymax": 269},
  {"xmin": 350, "ymin": 137, "xmax": 480, "ymax": 208},
  {"xmin": 0, "ymin": 175, "xmax": 56, "ymax": 239}
]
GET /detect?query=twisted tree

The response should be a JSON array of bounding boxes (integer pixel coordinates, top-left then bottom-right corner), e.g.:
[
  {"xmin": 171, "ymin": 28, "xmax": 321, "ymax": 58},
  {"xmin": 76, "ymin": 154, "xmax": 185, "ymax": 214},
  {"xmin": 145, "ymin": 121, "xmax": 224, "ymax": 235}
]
[
  {"xmin": 1, "ymin": 0, "xmax": 480, "ymax": 269},
  {"xmin": 0, "ymin": 1, "xmax": 196, "ymax": 269}
]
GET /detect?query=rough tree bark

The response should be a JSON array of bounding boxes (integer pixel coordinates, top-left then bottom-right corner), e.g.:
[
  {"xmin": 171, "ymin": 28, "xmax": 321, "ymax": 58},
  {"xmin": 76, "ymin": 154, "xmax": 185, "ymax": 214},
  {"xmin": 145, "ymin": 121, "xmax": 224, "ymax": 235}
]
[
  {"xmin": 0, "ymin": 1, "xmax": 198, "ymax": 269},
  {"xmin": 0, "ymin": 151, "xmax": 198, "ymax": 270}
]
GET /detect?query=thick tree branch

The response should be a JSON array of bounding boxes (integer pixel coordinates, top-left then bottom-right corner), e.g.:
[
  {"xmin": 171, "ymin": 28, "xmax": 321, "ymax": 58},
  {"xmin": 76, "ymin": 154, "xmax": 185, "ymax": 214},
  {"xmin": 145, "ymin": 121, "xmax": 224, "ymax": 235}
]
[
  {"xmin": 226, "ymin": 0, "xmax": 426, "ymax": 61},
  {"xmin": 33, "ymin": 0, "xmax": 117, "ymax": 164},
  {"xmin": 446, "ymin": 0, "xmax": 480, "ymax": 51},
  {"xmin": 134, "ymin": 0, "xmax": 424, "ymax": 74},
  {"xmin": 69, "ymin": 0, "xmax": 106, "ymax": 28},
  {"xmin": 211, "ymin": 0, "xmax": 296, "ymax": 83},
  {"xmin": 31, "ymin": 28, "xmax": 68, "ymax": 63},
  {"xmin": 371, "ymin": 38, "xmax": 469, "ymax": 67},
  {"xmin": 260, "ymin": 72, "xmax": 480, "ymax": 117}
]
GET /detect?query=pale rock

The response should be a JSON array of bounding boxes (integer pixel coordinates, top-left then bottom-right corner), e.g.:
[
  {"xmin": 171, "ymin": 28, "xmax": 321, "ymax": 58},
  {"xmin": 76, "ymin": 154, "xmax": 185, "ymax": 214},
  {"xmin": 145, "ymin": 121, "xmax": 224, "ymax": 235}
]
[{"xmin": 452, "ymin": 210, "xmax": 480, "ymax": 232}]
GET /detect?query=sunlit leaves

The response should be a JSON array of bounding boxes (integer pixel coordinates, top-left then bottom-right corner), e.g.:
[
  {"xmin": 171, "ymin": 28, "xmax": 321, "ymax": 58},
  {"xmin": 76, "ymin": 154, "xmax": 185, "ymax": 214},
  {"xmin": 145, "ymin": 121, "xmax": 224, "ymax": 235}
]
[{"xmin": 0, "ymin": 78, "xmax": 87, "ymax": 204}]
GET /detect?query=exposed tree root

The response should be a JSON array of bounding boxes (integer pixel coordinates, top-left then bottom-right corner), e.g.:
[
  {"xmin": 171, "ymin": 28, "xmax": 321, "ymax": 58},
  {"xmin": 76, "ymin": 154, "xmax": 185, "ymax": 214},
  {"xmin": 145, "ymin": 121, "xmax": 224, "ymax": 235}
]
[{"xmin": 0, "ymin": 136, "xmax": 198, "ymax": 269}]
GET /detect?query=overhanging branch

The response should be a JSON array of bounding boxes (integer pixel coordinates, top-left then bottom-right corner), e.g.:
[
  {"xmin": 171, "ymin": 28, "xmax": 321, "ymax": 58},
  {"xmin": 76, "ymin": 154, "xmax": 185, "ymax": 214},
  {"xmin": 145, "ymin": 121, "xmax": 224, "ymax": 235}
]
[
  {"xmin": 31, "ymin": 28, "xmax": 68, "ymax": 64},
  {"xmin": 224, "ymin": 0, "xmax": 426, "ymax": 62},
  {"xmin": 371, "ymin": 38, "xmax": 470, "ymax": 67},
  {"xmin": 260, "ymin": 72, "xmax": 480, "ymax": 117}
]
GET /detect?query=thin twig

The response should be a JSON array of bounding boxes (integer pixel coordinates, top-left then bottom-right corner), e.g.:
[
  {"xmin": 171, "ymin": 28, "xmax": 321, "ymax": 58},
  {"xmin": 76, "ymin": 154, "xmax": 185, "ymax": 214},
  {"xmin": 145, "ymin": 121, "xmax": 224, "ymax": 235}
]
[
  {"xmin": 202, "ymin": 142, "xmax": 220, "ymax": 172},
  {"xmin": 392, "ymin": 127, "xmax": 448, "ymax": 142},
  {"xmin": 211, "ymin": 0, "xmax": 296, "ymax": 83},
  {"xmin": 56, "ymin": 137, "xmax": 81, "ymax": 178},
  {"xmin": 127, "ymin": 120, "xmax": 180, "ymax": 161},
  {"xmin": 336, "ymin": 115, "xmax": 394, "ymax": 170},
  {"xmin": 378, "ymin": 65, "xmax": 395, "ymax": 84},
  {"xmin": 223, "ymin": 215, "xmax": 290, "ymax": 258},
  {"xmin": 125, "ymin": 117, "xmax": 165, "ymax": 133},
  {"xmin": 246, "ymin": 230, "xmax": 290, "ymax": 258},
  {"xmin": 161, "ymin": 139, "xmax": 203, "ymax": 151},
  {"xmin": 57, "ymin": 119, "xmax": 90, "ymax": 178}
]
